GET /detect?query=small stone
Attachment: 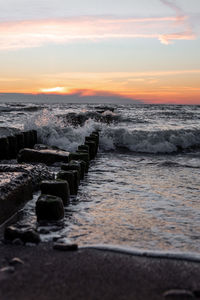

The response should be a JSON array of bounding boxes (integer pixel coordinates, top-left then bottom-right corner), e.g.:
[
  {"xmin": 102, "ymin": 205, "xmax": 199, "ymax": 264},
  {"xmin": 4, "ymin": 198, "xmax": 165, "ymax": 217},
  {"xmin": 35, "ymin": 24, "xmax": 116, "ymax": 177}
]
[
  {"xmin": 4, "ymin": 226, "xmax": 21, "ymax": 242},
  {"xmin": 25, "ymin": 242, "xmax": 37, "ymax": 247},
  {"xmin": 0, "ymin": 266, "xmax": 15, "ymax": 274},
  {"xmin": 4, "ymin": 226, "xmax": 40, "ymax": 244},
  {"xmin": 163, "ymin": 289, "xmax": 195, "ymax": 299},
  {"xmin": 52, "ymin": 236, "xmax": 62, "ymax": 242},
  {"xmin": 21, "ymin": 229, "xmax": 40, "ymax": 244},
  {"xmin": 9, "ymin": 257, "xmax": 24, "ymax": 266},
  {"xmin": 12, "ymin": 238, "xmax": 23, "ymax": 246},
  {"xmin": 53, "ymin": 242, "xmax": 78, "ymax": 251}
]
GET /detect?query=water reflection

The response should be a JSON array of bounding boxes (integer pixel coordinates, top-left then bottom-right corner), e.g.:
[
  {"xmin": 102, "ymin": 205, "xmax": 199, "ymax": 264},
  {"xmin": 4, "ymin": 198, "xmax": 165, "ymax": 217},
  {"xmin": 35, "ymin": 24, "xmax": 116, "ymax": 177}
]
[{"xmin": 16, "ymin": 152, "xmax": 200, "ymax": 253}]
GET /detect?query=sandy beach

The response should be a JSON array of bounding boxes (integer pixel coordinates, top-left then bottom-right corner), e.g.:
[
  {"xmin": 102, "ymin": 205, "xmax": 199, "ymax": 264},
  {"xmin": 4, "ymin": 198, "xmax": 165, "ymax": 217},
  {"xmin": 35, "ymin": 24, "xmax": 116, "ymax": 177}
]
[{"xmin": 0, "ymin": 242, "xmax": 200, "ymax": 300}]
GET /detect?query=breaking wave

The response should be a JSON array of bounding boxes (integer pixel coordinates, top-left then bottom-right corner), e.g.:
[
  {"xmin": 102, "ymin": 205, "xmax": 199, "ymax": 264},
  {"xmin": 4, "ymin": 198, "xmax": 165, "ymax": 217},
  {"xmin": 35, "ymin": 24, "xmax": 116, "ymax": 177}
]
[
  {"xmin": 24, "ymin": 108, "xmax": 200, "ymax": 154},
  {"xmin": 99, "ymin": 127, "xmax": 200, "ymax": 153},
  {"xmin": 24, "ymin": 109, "xmax": 100, "ymax": 152}
]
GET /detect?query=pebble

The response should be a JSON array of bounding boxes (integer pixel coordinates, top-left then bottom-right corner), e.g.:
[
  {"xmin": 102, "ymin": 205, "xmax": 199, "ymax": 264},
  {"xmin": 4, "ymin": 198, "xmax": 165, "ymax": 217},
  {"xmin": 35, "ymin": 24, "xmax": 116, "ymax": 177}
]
[
  {"xmin": 163, "ymin": 289, "xmax": 195, "ymax": 299},
  {"xmin": 0, "ymin": 266, "xmax": 15, "ymax": 274},
  {"xmin": 53, "ymin": 242, "xmax": 78, "ymax": 251},
  {"xmin": 52, "ymin": 236, "xmax": 62, "ymax": 242},
  {"xmin": 9, "ymin": 257, "xmax": 24, "ymax": 266},
  {"xmin": 25, "ymin": 242, "xmax": 37, "ymax": 247},
  {"xmin": 12, "ymin": 238, "xmax": 23, "ymax": 246}
]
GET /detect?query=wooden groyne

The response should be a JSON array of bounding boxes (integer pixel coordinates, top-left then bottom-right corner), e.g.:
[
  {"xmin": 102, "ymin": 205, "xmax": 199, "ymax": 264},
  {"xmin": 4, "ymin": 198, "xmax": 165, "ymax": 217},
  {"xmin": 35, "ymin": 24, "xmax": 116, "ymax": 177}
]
[
  {"xmin": 0, "ymin": 128, "xmax": 37, "ymax": 160},
  {"xmin": 0, "ymin": 128, "xmax": 100, "ymax": 244}
]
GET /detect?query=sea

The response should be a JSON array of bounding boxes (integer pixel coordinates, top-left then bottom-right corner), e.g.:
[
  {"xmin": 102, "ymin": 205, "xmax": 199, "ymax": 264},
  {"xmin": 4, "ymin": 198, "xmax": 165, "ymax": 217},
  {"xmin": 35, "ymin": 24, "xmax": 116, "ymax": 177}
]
[{"xmin": 0, "ymin": 100, "xmax": 200, "ymax": 253}]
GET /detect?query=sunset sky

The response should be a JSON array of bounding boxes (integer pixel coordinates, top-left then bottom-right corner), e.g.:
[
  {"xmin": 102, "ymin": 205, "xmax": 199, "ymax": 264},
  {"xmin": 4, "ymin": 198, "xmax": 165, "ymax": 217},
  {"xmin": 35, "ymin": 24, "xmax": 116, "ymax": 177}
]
[{"xmin": 0, "ymin": 0, "xmax": 200, "ymax": 104}]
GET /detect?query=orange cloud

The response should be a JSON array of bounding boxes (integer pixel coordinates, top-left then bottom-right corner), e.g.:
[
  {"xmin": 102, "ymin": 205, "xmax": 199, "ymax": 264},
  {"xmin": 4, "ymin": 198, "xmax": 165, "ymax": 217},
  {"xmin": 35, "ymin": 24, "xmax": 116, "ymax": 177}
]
[{"xmin": 1, "ymin": 69, "xmax": 200, "ymax": 104}]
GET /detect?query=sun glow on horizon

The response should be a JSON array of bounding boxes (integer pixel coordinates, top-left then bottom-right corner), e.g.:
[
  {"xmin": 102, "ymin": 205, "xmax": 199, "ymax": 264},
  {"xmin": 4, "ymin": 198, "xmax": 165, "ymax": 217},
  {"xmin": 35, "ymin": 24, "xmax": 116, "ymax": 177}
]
[
  {"xmin": 40, "ymin": 87, "xmax": 66, "ymax": 94},
  {"xmin": 0, "ymin": 1, "xmax": 199, "ymax": 104}
]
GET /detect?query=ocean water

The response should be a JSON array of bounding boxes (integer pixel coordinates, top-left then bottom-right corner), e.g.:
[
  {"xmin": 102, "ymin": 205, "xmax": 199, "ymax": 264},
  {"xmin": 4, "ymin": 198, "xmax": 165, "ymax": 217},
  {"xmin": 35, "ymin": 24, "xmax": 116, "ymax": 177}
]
[{"xmin": 0, "ymin": 101, "xmax": 200, "ymax": 253}]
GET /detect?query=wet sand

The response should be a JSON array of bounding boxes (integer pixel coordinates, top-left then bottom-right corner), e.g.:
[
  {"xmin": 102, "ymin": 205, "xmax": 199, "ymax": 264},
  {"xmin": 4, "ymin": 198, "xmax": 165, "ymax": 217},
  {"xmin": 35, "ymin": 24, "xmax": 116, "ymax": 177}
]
[{"xmin": 0, "ymin": 243, "xmax": 200, "ymax": 300}]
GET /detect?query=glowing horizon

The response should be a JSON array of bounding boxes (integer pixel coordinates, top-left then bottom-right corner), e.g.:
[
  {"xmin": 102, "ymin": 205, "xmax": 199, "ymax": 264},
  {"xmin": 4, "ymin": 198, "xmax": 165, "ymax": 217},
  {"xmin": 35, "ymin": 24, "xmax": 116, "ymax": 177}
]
[
  {"xmin": 40, "ymin": 87, "xmax": 66, "ymax": 94},
  {"xmin": 0, "ymin": 0, "xmax": 200, "ymax": 104}
]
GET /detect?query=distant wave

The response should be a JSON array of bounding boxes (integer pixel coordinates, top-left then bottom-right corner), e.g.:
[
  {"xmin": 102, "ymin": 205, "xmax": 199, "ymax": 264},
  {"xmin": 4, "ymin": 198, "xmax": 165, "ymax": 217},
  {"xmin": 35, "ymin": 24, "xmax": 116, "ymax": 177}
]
[
  {"xmin": 0, "ymin": 104, "xmax": 44, "ymax": 113},
  {"xmin": 99, "ymin": 127, "xmax": 200, "ymax": 153},
  {"xmin": 61, "ymin": 109, "xmax": 120, "ymax": 126},
  {"xmin": 24, "ymin": 108, "xmax": 200, "ymax": 154},
  {"xmin": 22, "ymin": 105, "xmax": 44, "ymax": 112},
  {"xmin": 158, "ymin": 160, "xmax": 200, "ymax": 169}
]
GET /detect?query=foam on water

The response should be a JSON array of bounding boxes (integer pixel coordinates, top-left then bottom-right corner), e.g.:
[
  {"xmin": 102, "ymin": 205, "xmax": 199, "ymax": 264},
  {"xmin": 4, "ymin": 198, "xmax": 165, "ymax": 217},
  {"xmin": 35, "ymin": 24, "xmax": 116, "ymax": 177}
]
[
  {"xmin": 100, "ymin": 127, "xmax": 200, "ymax": 153},
  {"xmin": 1, "ymin": 102, "xmax": 200, "ymax": 253},
  {"xmin": 23, "ymin": 107, "xmax": 200, "ymax": 154},
  {"xmin": 17, "ymin": 151, "xmax": 200, "ymax": 252},
  {"xmin": 24, "ymin": 109, "xmax": 100, "ymax": 152}
]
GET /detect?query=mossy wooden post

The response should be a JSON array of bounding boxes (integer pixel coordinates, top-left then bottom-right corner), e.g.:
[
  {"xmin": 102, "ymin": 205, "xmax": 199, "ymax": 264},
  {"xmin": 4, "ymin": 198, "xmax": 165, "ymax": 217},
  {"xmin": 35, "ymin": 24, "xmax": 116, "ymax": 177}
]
[
  {"xmin": 16, "ymin": 133, "xmax": 24, "ymax": 153},
  {"xmin": 0, "ymin": 137, "xmax": 9, "ymax": 160},
  {"xmin": 17, "ymin": 148, "xmax": 69, "ymax": 165},
  {"xmin": 85, "ymin": 141, "xmax": 96, "ymax": 160},
  {"xmin": 32, "ymin": 130, "xmax": 38, "ymax": 146},
  {"xmin": 61, "ymin": 161, "xmax": 83, "ymax": 179},
  {"xmin": 40, "ymin": 180, "xmax": 70, "ymax": 205},
  {"xmin": 22, "ymin": 131, "xmax": 32, "ymax": 148},
  {"xmin": 69, "ymin": 152, "xmax": 89, "ymax": 172},
  {"xmin": 78, "ymin": 145, "xmax": 89, "ymax": 152},
  {"xmin": 36, "ymin": 195, "xmax": 64, "ymax": 222},
  {"xmin": 57, "ymin": 171, "xmax": 76, "ymax": 195},
  {"xmin": 8, "ymin": 135, "xmax": 17, "ymax": 159},
  {"xmin": 70, "ymin": 170, "xmax": 80, "ymax": 194}
]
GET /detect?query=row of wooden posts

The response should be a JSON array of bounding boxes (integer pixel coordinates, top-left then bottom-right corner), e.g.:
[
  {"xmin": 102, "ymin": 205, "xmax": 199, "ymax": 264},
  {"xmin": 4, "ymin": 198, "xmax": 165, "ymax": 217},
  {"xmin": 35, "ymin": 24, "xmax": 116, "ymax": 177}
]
[
  {"xmin": 36, "ymin": 131, "xmax": 99, "ymax": 222},
  {"xmin": 0, "ymin": 130, "xmax": 37, "ymax": 160}
]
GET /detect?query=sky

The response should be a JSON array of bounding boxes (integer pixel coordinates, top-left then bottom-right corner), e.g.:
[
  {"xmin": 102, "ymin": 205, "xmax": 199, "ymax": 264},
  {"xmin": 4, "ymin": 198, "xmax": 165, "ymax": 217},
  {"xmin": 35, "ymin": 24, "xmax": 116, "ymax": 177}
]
[{"xmin": 0, "ymin": 0, "xmax": 200, "ymax": 104}]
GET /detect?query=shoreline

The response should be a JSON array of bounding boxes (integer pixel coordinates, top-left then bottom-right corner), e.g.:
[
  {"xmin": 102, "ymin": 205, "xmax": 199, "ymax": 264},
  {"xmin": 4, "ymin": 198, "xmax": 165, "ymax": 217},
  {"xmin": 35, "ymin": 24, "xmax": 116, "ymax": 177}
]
[
  {"xmin": 0, "ymin": 242, "xmax": 200, "ymax": 300},
  {"xmin": 81, "ymin": 244, "xmax": 200, "ymax": 263}
]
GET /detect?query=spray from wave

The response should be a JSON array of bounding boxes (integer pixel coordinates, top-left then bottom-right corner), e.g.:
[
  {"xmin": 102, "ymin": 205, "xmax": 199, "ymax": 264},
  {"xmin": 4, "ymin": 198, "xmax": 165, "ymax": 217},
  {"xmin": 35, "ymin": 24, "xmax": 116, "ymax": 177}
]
[
  {"xmin": 24, "ymin": 109, "xmax": 100, "ymax": 152},
  {"xmin": 24, "ymin": 108, "xmax": 200, "ymax": 154}
]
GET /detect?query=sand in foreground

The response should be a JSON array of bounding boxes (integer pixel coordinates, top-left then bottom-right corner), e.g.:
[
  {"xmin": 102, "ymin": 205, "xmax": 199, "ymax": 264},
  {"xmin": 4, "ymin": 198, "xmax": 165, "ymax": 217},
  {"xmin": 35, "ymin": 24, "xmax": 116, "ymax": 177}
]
[{"xmin": 0, "ymin": 243, "xmax": 200, "ymax": 300}]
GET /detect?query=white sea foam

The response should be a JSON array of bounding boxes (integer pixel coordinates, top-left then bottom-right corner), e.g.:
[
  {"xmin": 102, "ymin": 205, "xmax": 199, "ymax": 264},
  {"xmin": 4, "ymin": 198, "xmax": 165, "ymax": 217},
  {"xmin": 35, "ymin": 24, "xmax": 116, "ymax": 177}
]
[
  {"xmin": 100, "ymin": 127, "xmax": 200, "ymax": 153},
  {"xmin": 24, "ymin": 108, "xmax": 200, "ymax": 154},
  {"xmin": 13, "ymin": 104, "xmax": 200, "ymax": 252},
  {"xmin": 81, "ymin": 244, "xmax": 200, "ymax": 263},
  {"xmin": 24, "ymin": 109, "xmax": 100, "ymax": 152}
]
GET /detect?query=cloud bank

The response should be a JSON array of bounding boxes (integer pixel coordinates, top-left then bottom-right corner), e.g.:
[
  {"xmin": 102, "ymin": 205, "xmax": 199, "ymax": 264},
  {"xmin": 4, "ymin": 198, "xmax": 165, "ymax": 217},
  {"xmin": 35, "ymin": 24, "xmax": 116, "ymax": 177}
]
[{"xmin": 0, "ymin": 91, "xmax": 142, "ymax": 104}]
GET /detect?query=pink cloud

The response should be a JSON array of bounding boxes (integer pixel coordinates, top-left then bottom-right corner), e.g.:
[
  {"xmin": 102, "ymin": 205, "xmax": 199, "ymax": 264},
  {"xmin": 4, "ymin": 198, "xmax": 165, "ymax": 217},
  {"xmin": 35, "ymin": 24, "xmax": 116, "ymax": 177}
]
[
  {"xmin": 0, "ymin": 14, "xmax": 197, "ymax": 50},
  {"xmin": 159, "ymin": 0, "xmax": 196, "ymax": 44},
  {"xmin": 159, "ymin": 30, "xmax": 196, "ymax": 45},
  {"xmin": 160, "ymin": 0, "xmax": 184, "ymax": 20}
]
